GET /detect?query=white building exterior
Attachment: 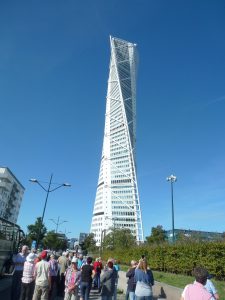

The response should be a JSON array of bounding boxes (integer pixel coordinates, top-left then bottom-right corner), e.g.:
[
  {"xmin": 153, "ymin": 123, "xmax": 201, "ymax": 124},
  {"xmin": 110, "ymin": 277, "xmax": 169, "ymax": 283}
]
[
  {"xmin": 90, "ymin": 37, "xmax": 144, "ymax": 245},
  {"xmin": 0, "ymin": 167, "xmax": 25, "ymax": 223}
]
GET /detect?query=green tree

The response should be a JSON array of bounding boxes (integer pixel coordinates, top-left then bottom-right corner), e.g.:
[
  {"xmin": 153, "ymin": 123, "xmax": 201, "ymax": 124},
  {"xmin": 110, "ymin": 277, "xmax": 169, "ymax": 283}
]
[
  {"xmin": 103, "ymin": 228, "xmax": 136, "ymax": 250},
  {"xmin": 26, "ymin": 217, "xmax": 47, "ymax": 247},
  {"xmin": 43, "ymin": 231, "xmax": 67, "ymax": 250},
  {"xmin": 82, "ymin": 233, "xmax": 97, "ymax": 254},
  {"xmin": 146, "ymin": 225, "xmax": 167, "ymax": 244}
]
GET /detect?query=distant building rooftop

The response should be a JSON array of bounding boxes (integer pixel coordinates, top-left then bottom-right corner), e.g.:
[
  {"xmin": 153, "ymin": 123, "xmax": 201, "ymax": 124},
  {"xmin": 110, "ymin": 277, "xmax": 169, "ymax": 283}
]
[{"xmin": 165, "ymin": 228, "xmax": 223, "ymax": 242}]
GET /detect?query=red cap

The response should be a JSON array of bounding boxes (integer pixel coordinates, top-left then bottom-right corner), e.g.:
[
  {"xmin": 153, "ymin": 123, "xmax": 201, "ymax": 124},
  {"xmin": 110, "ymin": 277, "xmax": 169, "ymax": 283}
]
[{"xmin": 41, "ymin": 250, "xmax": 47, "ymax": 259}]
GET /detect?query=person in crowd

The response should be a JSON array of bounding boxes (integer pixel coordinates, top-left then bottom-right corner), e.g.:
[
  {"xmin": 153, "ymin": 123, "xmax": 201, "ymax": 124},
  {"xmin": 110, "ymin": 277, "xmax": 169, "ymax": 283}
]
[
  {"xmin": 80, "ymin": 257, "xmax": 94, "ymax": 300},
  {"xmin": 34, "ymin": 252, "xmax": 42, "ymax": 265},
  {"xmin": 64, "ymin": 257, "xmax": 81, "ymax": 300},
  {"xmin": 100, "ymin": 261, "xmax": 117, "ymax": 300},
  {"xmin": 77, "ymin": 254, "xmax": 84, "ymax": 270},
  {"xmin": 20, "ymin": 252, "xmax": 36, "ymax": 300},
  {"xmin": 181, "ymin": 267, "xmax": 214, "ymax": 300},
  {"xmin": 93, "ymin": 257, "xmax": 103, "ymax": 292},
  {"xmin": 58, "ymin": 251, "xmax": 69, "ymax": 296},
  {"xmin": 32, "ymin": 250, "xmax": 51, "ymax": 300},
  {"xmin": 126, "ymin": 260, "xmax": 137, "ymax": 300},
  {"xmin": 11, "ymin": 245, "xmax": 29, "ymax": 300},
  {"xmin": 113, "ymin": 259, "xmax": 120, "ymax": 300},
  {"xmin": 106, "ymin": 258, "xmax": 119, "ymax": 300},
  {"xmin": 134, "ymin": 258, "xmax": 154, "ymax": 300},
  {"xmin": 205, "ymin": 278, "xmax": 219, "ymax": 299},
  {"xmin": 48, "ymin": 254, "xmax": 59, "ymax": 300}
]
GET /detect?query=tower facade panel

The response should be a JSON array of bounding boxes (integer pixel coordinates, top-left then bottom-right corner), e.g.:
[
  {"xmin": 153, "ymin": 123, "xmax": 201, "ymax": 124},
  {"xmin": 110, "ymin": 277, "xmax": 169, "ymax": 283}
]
[{"xmin": 90, "ymin": 37, "xmax": 144, "ymax": 245}]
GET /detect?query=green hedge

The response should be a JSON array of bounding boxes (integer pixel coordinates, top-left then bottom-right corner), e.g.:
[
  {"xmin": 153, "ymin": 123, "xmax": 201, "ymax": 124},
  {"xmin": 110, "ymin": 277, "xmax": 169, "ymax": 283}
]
[{"xmin": 102, "ymin": 241, "xmax": 225, "ymax": 280}]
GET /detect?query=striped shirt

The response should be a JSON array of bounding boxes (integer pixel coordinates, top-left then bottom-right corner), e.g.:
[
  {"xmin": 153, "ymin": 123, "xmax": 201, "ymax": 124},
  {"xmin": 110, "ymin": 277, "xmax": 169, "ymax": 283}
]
[{"xmin": 21, "ymin": 261, "xmax": 35, "ymax": 283}]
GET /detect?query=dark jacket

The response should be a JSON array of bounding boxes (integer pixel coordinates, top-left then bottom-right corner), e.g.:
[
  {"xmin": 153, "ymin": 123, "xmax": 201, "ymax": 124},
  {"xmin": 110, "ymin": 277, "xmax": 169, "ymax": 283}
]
[
  {"xmin": 126, "ymin": 267, "xmax": 136, "ymax": 292},
  {"xmin": 100, "ymin": 268, "xmax": 117, "ymax": 296}
]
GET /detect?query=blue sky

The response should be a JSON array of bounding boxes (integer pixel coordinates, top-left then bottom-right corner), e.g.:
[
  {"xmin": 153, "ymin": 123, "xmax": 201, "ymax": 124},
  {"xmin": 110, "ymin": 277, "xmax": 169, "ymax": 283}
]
[{"xmin": 1, "ymin": 0, "xmax": 225, "ymax": 239}]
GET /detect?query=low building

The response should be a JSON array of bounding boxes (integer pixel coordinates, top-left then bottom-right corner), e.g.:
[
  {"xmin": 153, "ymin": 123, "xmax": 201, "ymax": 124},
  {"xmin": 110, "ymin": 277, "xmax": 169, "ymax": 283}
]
[
  {"xmin": 165, "ymin": 228, "xmax": 223, "ymax": 242},
  {"xmin": 0, "ymin": 167, "xmax": 25, "ymax": 223}
]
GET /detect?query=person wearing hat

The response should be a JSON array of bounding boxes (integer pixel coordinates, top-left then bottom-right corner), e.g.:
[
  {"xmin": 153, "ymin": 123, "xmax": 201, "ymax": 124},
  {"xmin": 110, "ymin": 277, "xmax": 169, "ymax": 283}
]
[
  {"xmin": 20, "ymin": 252, "xmax": 36, "ymax": 300},
  {"xmin": 32, "ymin": 250, "xmax": 50, "ymax": 300},
  {"xmin": 64, "ymin": 258, "xmax": 81, "ymax": 300}
]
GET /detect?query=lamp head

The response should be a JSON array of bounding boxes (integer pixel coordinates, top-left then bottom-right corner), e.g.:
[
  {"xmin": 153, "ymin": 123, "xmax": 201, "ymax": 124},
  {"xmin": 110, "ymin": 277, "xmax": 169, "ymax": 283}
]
[
  {"xmin": 166, "ymin": 174, "xmax": 177, "ymax": 182},
  {"xmin": 63, "ymin": 183, "xmax": 71, "ymax": 187},
  {"xmin": 29, "ymin": 178, "xmax": 38, "ymax": 183}
]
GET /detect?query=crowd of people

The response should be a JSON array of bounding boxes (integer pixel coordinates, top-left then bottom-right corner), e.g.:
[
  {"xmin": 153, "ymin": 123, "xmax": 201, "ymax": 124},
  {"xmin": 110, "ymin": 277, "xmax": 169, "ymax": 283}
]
[
  {"xmin": 10, "ymin": 245, "xmax": 219, "ymax": 300},
  {"xmin": 10, "ymin": 245, "xmax": 120, "ymax": 300}
]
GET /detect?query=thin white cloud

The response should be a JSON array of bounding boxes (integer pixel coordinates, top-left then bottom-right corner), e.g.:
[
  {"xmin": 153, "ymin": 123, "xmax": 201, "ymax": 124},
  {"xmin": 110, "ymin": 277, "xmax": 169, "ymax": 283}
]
[{"xmin": 204, "ymin": 95, "xmax": 225, "ymax": 107}]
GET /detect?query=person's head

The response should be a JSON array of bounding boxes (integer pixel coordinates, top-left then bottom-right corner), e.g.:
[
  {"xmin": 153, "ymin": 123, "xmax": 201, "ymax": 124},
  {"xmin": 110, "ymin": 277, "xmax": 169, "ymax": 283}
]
[
  {"xmin": 72, "ymin": 257, "xmax": 78, "ymax": 263},
  {"xmin": 40, "ymin": 250, "xmax": 48, "ymax": 260},
  {"xmin": 71, "ymin": 261, "xmax": 78, "ymax": 270},
  {"xmin": 107, "ymin": 261, "xmax": 113, "ymax": 269},
  {"xmin": 79, "ymin": 254, "xmax": 83, "ymax": 260},
  {"xmin": 131, "ymin": 260, "xmax": 137, "ymax": 267},
  {"xmin": 26, "ymin": 253, "xmax": 36, "ymax": 263},
  {"xmin": 96, "ymin": 258, "xmax": 99, "ymax": 262},
  {"xmin": 193, "ymin": 267, "xmax": 209, "ymax": 285},
  {"xmin": 22, "ymin": 245, "xmax": 28, "ymax": 255},
  {"xmin": 50, "ymin": 254, "xmax": 55, "ymax": 260},
  {"xmin": 86, "ymin": 257, "xmax": 92, "ymax": 264},
  {"xmin": 138, "ymin": 258, "xmax": 148, "ymax": 272}
]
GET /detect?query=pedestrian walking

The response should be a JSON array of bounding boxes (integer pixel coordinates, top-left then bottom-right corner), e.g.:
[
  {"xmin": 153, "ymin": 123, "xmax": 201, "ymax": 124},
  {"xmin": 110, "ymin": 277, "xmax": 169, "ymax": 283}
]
[
  {"xmin": 80, "ymin": 257, "xmax": 94, "ymax": 300},
  {"xmin": 93, "ymin": 258, "xmax": 103, "ymax": 291},
  {"xmin": 126, "ymin": 260, "xmax": 137, "ymax": 300},
  {"xmin": 134, "ymin": 258, "xmax": 154, "ymax": 300},
  {"xmin": 58, "ymin": 251, "xmax": 69, "ymax": 296},
  {"xmin": 77, "ymin": 254, "xmax": 84, "ymax": 270},
  {"xmin": 64, "ymin": 258, "xmax": 81, "ymax": 300},
  {"xmin": 11, "ymin": 245, "xmax": 29, "ymax": 300},
  {"xmin": 32, "ymin": 250, "xmax": 51, "ymax": 300},
  {"xmin": 48, "ymin": 254, "xmax": 59, "ymax": 300},
  {"xmin": 100, "ymin": 261, "xmax": 117, "ymax": 300},
  {"xmin": 20, "ymin": 252, "xmax": 36, "ymax": 300}
]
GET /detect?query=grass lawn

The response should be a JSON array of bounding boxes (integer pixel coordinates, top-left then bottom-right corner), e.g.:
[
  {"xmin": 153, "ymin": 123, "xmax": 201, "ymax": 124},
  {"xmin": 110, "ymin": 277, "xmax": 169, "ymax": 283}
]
[{"xmin": 121, "ymin": 265, "xmax": 225, "ymax": 300}]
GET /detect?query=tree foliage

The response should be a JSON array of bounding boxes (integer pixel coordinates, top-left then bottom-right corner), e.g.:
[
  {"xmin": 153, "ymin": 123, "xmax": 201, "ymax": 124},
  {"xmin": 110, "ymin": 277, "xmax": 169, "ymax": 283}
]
[
  {"xmin": 82, "ymin": 233, "xmax": 97, "ymax": 254},
  {"xmin": 146, "ymin": 225, "xmax": 167, "ymax": 244},
  {"xmin": 103, "ymin": 228, "xmax": 136, "ymax": 250},
  {"xmin": 43, "ymin": 231, "xmax": 67, "ymax": 250},
  {"xmin": 26, "ymin": 217, "xmax": 47, "ymax": 247},
  {"xmin": 102, "ymin": 241, "xmax": 225, "ymax": 280}
]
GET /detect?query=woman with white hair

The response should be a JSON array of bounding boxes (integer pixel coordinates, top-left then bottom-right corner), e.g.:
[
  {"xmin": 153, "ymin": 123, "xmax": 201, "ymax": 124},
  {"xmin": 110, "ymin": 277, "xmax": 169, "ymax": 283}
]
[
  {"xmin": 19, "ymin": 252, "xmax": 36, "ymax": 300},
  {"xmin": 64, "ymin": 258, "xmax": 81, "ymax": 300},
  {"xmin": 11, "ymin": 245, "xmax": 29, "ymax": 300}
]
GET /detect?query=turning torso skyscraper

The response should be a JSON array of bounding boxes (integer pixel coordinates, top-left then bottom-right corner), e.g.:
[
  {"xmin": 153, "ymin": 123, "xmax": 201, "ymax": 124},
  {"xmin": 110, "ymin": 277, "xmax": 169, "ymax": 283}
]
[{"xmin": 90, "ymin": 36, "xmax": 144, "ymax": 245}]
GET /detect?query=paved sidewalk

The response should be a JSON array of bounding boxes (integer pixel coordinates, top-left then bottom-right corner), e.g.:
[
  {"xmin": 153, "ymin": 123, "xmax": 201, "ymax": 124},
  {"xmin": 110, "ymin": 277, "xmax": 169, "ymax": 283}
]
[{"xmin": 55, "ymin": 288, "xmax": 125, "ymax": 300}]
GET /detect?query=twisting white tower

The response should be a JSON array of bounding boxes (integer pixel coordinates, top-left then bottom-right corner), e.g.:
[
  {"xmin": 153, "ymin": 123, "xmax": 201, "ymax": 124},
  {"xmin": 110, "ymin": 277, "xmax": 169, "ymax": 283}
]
[{"xmin": 90, "ymin": 36, "xmax": 144, "ymax": 245}]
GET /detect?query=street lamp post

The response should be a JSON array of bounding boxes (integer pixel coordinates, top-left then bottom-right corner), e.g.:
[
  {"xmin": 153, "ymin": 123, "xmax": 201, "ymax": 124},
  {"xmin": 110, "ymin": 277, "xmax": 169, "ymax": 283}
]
[
  {"xmin": 49, "ymin": 216, "xmax": 68, "ymax": 233},
  {"xmin": 166, "ymin": 174, "xmax": 177, "ymax": 243},
  {"xmin": 29, "ymin": 174, "xmax": 71, "ymax": 248}
]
